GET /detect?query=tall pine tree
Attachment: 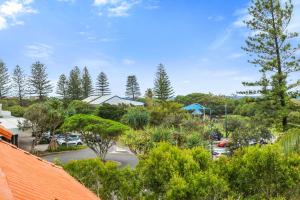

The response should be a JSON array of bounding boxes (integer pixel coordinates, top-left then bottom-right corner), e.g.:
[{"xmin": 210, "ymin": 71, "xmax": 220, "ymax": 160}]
[
  {"xmin": 81, "ymin": 66, "xmax": 93, "ymax": 99},
  {"xmin": 0, "ymin": 60, "xmax": 10, "ymax": 98},
  {"xmin": 68, "ymin": 66, "xmax": 82, "ymax": 100},
  {"xmin": 12, "ymin": 65, "xmax": 26, "ymax": 105},
  {"xmin": 242, "ymin": 0, "xmax": 300, "ymax": 131},
  {"xmin": 154, "ymin": 63, "xmax": 174, "ymax": 101},
  {"xmin": 56, "ymin": 74, "xmax": 68, "ymax": 100},
  {"xmin": 125, "ymin": 75, "xmax": 141, "ymax": 100},
  {"xmin": 29, "ymin": 61, "xmax": 53, "ymax": 100},
  {"xmin": 96, "ymin": 72, "xmax": 110, "ymax": 96}
]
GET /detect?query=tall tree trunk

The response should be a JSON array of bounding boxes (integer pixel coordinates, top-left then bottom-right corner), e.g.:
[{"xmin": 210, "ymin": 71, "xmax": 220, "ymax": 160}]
[{"xmin": 270, "ymin": 0, "xmax": 288, "ymax": 131}]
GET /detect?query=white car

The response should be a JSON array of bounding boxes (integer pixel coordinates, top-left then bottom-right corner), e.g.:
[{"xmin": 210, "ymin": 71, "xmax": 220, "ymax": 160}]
[{"xmin": 57, "ymin": 134, "xmax": 83, "ymax": 146}]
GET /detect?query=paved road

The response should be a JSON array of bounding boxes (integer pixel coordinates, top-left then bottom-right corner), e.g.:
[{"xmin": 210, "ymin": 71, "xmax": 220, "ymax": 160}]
[{"xmin": 41, "ymin": 148, "xmax": 138, "ymax": 168}]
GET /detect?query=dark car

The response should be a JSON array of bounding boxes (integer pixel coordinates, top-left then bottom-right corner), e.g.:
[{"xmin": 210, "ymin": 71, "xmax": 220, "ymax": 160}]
[{"xmin": 210, "ymin": 131, "xmax": 222, "ymax": 141}]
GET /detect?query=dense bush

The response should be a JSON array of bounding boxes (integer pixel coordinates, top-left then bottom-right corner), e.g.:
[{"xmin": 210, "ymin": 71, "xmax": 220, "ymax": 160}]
[
  {"xmin": 175, "ymin": 93, "xmax": 239, "ymax": 116},
  {"xmin": 67, "ymin": 100, "xmax": 94, "ymax": 115},
  {"xmin": 96, "ymin": 103, "xmax": 127, "ymax": 121},
  {"xmin": 148, "ymin": 101, "xmax": 188, "ymax": 126},
  {"xmin": 7, "ymin": 105, "xmax": 26, "ymax": 117},
  {"xmin": 225, "ymin": 145, "xmax": 300, "ymax": 199},
  {"xmin": 64, "ymin": 144, "xmax": 300, "ymax": 200},
  {"xmin": 121, "ymin": 107, "xmax": 150, "ymax": 130}
]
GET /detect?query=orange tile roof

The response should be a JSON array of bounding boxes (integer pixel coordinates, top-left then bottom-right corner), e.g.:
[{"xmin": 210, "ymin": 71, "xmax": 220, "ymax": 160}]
[
  {"xmin": 0, "ymin": 125, "xmax": 13, "ymax": 141},
  {"xmin": 0, "ymin": 140, "xmax": 100, "ymax": 200}
]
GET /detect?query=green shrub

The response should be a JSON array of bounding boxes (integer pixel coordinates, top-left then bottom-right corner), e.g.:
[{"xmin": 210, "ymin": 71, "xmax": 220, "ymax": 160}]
[
  {"xmin": 67, "ymin": 100, "xmax": 94, "ymax": 115},
  {"xmin": 96, "ymin": 103, "xmax": 127, "ymax": 121},
  {"xmin": 225, "ymin": 145, "xmax": 300, "ymax": 199},
  {"xmin": 7, "ymin": 105, "xmax": 27, "ymax": 117},
  {"xmin": 121, "ymin": 107, "xmax": 150, "ymax": 130}
]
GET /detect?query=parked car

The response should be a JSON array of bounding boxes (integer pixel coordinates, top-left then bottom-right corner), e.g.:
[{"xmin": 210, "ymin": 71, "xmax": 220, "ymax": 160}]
[
  {"xmin": 210, "ymin": 131, "xmax": 222, "ymax": 141},
  {"xmin": 57, "ymin": 134, "xmax": 83, "ymax": 146},
  {"xmin": 217, "ymin": 139, "xmax": 229, "ymax": 147},
  {"xmin": 38, "ymin": 132, "xmax": 52, "ymax": 144}
]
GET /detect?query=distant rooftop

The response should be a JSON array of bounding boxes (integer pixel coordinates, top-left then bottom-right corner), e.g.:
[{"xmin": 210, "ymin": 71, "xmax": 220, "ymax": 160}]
[{"xmin": 83, "ymin": 95, "xmax": 144, "ymax": 106}]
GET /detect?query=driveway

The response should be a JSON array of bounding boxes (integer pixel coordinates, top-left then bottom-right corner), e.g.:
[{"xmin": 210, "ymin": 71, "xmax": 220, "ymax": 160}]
[{"xmin": 41, "ymin": 147, "xmax": 138, "ymax": 168}]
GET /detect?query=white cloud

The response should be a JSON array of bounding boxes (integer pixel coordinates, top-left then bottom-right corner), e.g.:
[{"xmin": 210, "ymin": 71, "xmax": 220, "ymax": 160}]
[
  {"xmin": 122, "ymin": 58, "xmax": 135, "ymax": 65},
  {"xmin": 93, "ymin": 0, "xmax": 141, "ymax": 17},
  {"xmin": 25, "ymin": 43, "xmax": 53, "ymax": 59},
  {"xmin": 0, "ymin": 0, "xmax": 36, "ymax": 30},
  {"xmin": 208, "ymin": 15, "xmax": 224, "ymax": 22},
  {"xmin": 228, "ymin": 53, "xmax": 244, "ymax": 60}
]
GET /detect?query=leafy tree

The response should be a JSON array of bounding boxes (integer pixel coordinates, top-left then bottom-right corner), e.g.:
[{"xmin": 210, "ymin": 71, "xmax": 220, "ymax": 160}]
[
  {"xmin": 125, "ymin": 75, "xmax": 141, "ymax": 100},
  {"xmin": 82, "ymin": 66, "xmax": 93, "ymax": 99},
  {"xmin": 279, "ymin": 128, "xmax": 300, "ymax": 154},
  {"xmin": 121, "ymin": 107, "xmax": 150, "ymax": 130},
  {"xmin": 68, "ymin": 66, "xmax": 82, "ymax": 100},
  {"xmin": 226, "ymin": 145, "xmax": 300, "ymax": 199},
  {"xmin": 12, "ymin": 65, "xmax": 26, "ymax": 105},
  {"xmin": 7, "ymin": 105, "xmax": 26, "ymax": 117},
  {"xmin": 242, "ymin": 0, "xmax": 300, "ymax": 131},
  {"xmin": 96, "ymin": 103, "xmax": 127, "ymax": 121},
  {"xmin": 56, "ymin": 74, "xmax": 68, "ymax": 100},
  {"xmin": 23, "ymin": 103, "xmax": 51, "ymax": 149},
  {"xmin": 153, "ymin": 64, "xmax": 174, "ymax": 100},
  {"xmin": 64, "ymin": 159, "xmax": 140, "ymax": 200},
  {"xmin": 0, "ymin": 60, "xmax": 10, "ymax": 98},
  {"xmin": 96, "ymin": 72, "xmax": 110, "ymax": 96},
  {"xmin": 61, "ymin": 114, "xmax": 128, "ymax": 160},
  {"xmin": 29, "ymin": 61, "xmax": 53, "ymax": 100},
  {"xmin": 67, "ymin": 100, "xmax": 94, "ymax": 115},
  {"xmin": 145, "ymin": 88, "xmax": 153, "ymax": 99},
  {"xmin": 120, "ymin": 129, "xmax": 153, "ymax": 156}
]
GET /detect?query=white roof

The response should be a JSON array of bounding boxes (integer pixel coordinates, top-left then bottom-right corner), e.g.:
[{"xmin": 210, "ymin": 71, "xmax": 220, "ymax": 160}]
[
  {"xmin": 82, "ymin": 95, "xmax": 144, "ymax": 106},
  {"xmin": 82, "ymin": 96, "xmax": 101, "ymax": 103}
]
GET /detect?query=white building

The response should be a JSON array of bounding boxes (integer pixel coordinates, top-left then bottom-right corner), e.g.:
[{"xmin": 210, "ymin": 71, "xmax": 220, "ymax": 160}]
[{"xmin": 83, "ymin": 95, "xmax": 144, "ymax": 106}]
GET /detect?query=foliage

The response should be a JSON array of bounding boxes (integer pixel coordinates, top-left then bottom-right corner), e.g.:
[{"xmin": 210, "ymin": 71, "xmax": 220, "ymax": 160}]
[
  {"xmin": 67, "ymin": 100, "xmax": 94, "ymax": 115},
  {"xmin": 125, "ymin": 75, "xmax": 141, "ymax": 100},
  {"xmin": 96, "ymin": 103, "xmax": 127, "ymax": 121},
  {"xmin": 241, "ymin": 0, "xmax": 300, "ymax": 131},
  {"xmin": 68, "ymin": 66, "xmax": 82, "ymax": 100},
  {"xmin": 47, "ymin": 145, "xmax": 86, "ymax": 152},
  {"xmin": 225, "ymin": 145, "xmax": 300, "ymax": 199},
  {"xmin": 148, "ymin": 101, "xmax": 188, "ymax": 126},
  {"xmin": 61, "ymin": 114, "xmax": 128, "ymax": 160},
  {"xmin": 64, "ymin": 143, "xmax": 300, "ymax": 200},
  {"xmin": 137, "ymin": 143, "xmax": 228, "ymax": 199},
  {"xmin": 7, "ymin": 105, "xmax": 26, "ymax": 117},
  {"xmin": 96, "ymin": 72, "xmax": 110, "ymax": 96},
  {"xmin": 175, "ymin": 93, "xmax": 238, "ymax": 116},
  {"xmin": 121, "ymin": 107, "xmax": 150, "ymax": 130},
  {"xmin": 56, "ymin": 74, "xmax": 68, "ymax": 100},
  {"xmin": 0, "ymin": 60, "xmax": 10, "ymax": 98},
  {"xmin": 153, "ymin": 63, "xmax": 174, "ymax": 100},
  {"xmin": 145, "ymin": 88, "xmax": 153, "ymax": 99},
  {"xmin": 226, "ymin": 115, "xmax": 273, "ymax": 150},
  {"xmin": 81, "ymin": 66, "xmax": 93, "ymax": 99},
  {"xmin": 12, "ymin": 65, "xmax": 26, "ymax": 105},
  {"xmin": 279, "ymin": 128, "xmax": 300, "ymax": 154},
  {"xmin": 64, "ymin": 159, "xmax": 140, "ymax": 200},
  {"xmin": 120, "ymin": 128, "xmax": 153, "ymax": 156},
  {"xmin": 29, "ymin": 61, "xmax": 53, "ymax": 100}
]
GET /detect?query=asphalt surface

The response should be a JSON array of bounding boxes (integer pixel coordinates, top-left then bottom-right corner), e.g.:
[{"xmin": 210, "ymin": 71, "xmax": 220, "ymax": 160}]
[{"xmin": 41, "ymin": 148, "xmax": 139, "ymax": 168}]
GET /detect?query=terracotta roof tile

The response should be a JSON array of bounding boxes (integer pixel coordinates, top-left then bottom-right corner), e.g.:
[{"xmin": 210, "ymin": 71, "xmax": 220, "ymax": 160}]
[
  {"xmin": 0, "ymin": 125, "xmax": 13, "ymax": 141},
  {"xmin": 0, "ymin": 140, "xmax": 100, "ymax": 200}
]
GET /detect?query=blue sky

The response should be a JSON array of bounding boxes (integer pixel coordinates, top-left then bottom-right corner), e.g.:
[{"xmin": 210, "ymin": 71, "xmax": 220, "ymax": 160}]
[{"xmin": 0, "ymin": 0, "xmax": 299, "ymax": 96}]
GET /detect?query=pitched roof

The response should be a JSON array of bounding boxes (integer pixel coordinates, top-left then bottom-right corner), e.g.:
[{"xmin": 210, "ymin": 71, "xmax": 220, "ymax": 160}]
[
  {"xmin": 83, "ymin": 95, "xmax": 144, "ymax": 106},
  {"xmin": 0, "ymin": 140, "xmax": 100, "ymax": 200},
  {"xmin": 0, "ymin": 125, "xmax": 13, "ymax": 140}
]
